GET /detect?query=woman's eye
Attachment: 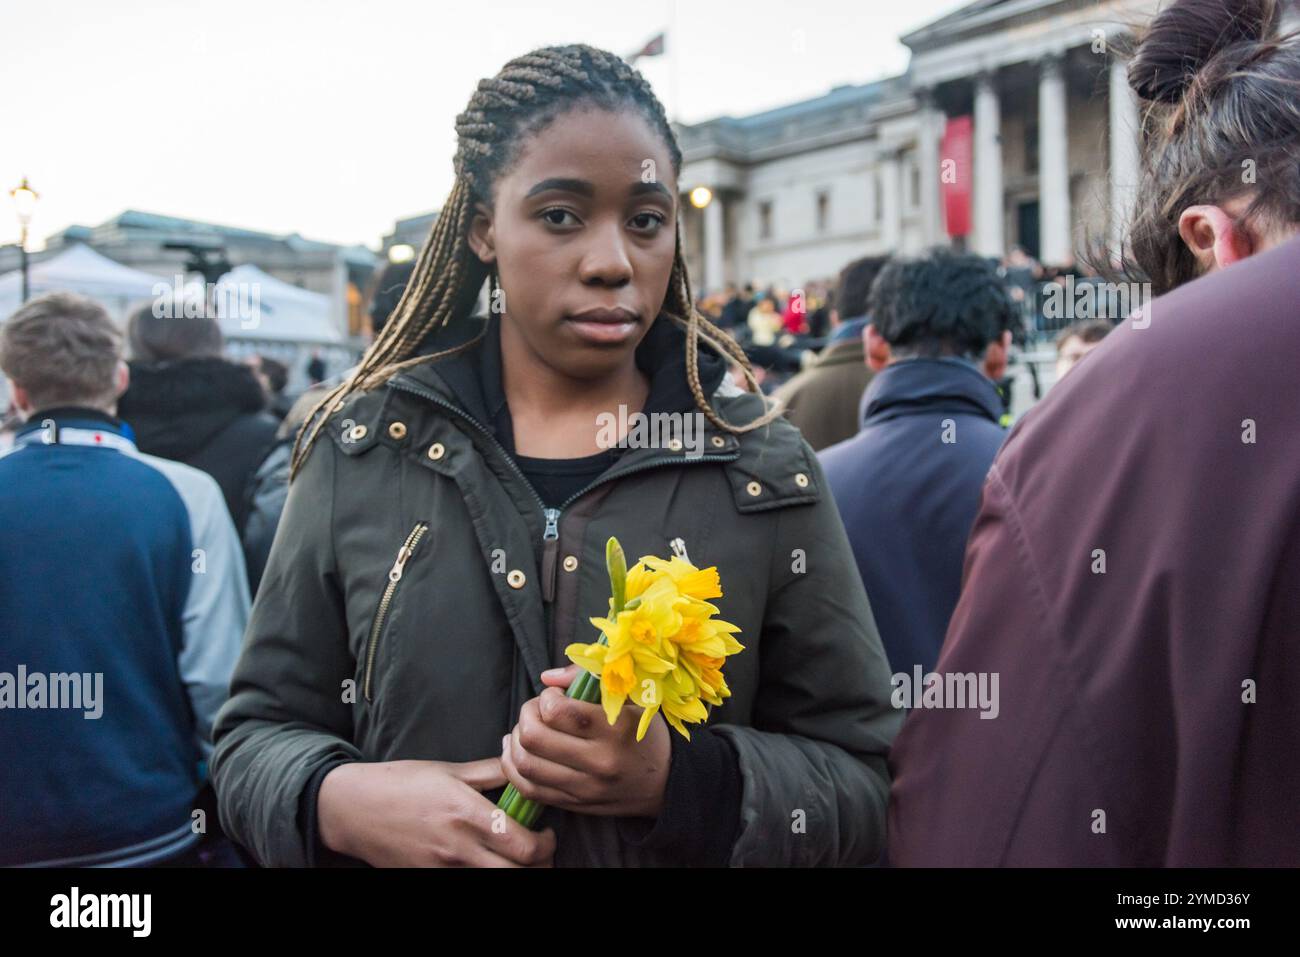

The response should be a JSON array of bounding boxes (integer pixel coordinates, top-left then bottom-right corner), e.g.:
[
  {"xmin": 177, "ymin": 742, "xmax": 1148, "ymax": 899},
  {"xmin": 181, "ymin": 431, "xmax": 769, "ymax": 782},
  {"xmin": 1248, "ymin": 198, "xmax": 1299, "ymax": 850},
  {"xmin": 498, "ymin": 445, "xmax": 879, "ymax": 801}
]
[
  {"xmin": 630, "ymin": 212, "xmax": 666, "ymax": 232},
  {"xmin": 541, "ymin": 208, "xmax": 579, "ymax": 227}
]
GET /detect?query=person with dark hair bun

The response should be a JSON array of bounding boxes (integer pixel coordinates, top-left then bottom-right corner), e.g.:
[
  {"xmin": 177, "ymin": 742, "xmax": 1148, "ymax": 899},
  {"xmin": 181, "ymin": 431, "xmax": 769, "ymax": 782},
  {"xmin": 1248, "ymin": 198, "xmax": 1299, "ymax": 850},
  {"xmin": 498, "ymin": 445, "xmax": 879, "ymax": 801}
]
[
  {"xmin": 1124, "ymin": 0, "xmax": 1300, "ymax": 293},
  {"xmin": 889, "ymin": 0, "xmax": 1300, "ymax": 867}
]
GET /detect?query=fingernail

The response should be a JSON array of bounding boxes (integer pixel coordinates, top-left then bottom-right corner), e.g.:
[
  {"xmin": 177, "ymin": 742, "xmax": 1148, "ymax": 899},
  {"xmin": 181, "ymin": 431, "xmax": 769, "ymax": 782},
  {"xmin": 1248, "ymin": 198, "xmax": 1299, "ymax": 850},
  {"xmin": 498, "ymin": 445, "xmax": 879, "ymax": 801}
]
[{"xmin": 541, "ymin": 667, "xmax": 565, "ymax": 678}]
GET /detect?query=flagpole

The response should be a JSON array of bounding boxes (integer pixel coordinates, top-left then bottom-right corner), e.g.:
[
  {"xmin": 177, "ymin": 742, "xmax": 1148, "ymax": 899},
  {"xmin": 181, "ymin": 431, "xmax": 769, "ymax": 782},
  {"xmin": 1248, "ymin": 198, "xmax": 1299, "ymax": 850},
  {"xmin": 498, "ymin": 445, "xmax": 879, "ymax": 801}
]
[{"xmin": 669, "ymin": 0, "xmax": 679, "ymax": 125}]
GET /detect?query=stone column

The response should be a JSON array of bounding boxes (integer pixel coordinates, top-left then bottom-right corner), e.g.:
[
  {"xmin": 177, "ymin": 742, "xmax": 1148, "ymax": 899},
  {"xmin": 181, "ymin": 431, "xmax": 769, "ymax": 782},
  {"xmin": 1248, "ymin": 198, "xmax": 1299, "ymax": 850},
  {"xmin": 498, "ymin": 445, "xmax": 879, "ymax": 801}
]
[
  {"xmin": 703, "ymin": 190, "xmax": 725, "ymax": 294},
  {"xmin": 917, "ymin": 90, "xmax": 944, "ymax": 245},
  {"xmin": 973, "ymin": 72, "xmax": 1006, "ymax": 258},
  {"xmin": 879, "ymin": 152, "xmax": 903, "ymax": 251},
  {"xmin": 1108, "ymin": 54, "xmax": 1141, "ymax": 258},
  {"xmin": 1038, "ymin": 54, "xmax": 1073, "ymax": 265}
]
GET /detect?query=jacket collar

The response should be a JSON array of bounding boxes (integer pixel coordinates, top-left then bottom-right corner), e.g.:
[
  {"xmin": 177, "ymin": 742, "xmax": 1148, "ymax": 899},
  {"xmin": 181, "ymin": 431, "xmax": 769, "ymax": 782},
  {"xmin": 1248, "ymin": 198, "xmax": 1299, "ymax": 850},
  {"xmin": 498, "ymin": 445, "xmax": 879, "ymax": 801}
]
[
  {"xmin": 117, "ymin": 356, "xmax": 267, "ymax": 459},
  {"xmin": 816, "ymin": 337, "xmax": 865, "ymax": 368},
  {"xmin": 859, "ymin": 356, "xmax": 1004, "ymax": 428},
  {"xmin": 13, "ymin": 407, "xmax": 137, "ymax": 450}
]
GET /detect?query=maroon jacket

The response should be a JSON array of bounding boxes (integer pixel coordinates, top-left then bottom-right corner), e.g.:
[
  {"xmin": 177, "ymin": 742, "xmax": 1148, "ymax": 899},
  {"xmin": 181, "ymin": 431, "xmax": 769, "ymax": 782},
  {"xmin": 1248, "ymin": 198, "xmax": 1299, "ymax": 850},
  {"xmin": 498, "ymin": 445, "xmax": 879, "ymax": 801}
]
[{"xmin": 888, "ymin": 235, "xmax": 1300, "ymax": 866}]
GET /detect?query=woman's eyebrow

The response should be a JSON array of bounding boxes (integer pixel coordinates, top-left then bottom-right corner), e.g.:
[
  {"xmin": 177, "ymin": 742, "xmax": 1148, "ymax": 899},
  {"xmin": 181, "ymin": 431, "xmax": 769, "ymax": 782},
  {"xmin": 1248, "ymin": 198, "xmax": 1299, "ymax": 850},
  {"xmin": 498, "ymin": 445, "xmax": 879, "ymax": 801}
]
[
  {"xmin": 523, "ymin": 178, "xmax": 674, "ymax": 200},
  {"xmin": 525, "ymin": 177, "xmax": 594, "ymax": 198},
  {"xmin": 631, "ymin": 181, "xmax": 673, "ymax": 200}
]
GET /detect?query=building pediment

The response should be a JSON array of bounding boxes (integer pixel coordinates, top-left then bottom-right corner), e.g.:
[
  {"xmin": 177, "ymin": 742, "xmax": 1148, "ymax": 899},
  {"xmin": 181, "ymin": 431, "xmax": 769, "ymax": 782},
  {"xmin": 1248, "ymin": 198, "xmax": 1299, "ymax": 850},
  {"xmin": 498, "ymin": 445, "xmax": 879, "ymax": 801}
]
[{"xmin": 903, "ymin": 0, "xmax": 1087, "ymax": 53}]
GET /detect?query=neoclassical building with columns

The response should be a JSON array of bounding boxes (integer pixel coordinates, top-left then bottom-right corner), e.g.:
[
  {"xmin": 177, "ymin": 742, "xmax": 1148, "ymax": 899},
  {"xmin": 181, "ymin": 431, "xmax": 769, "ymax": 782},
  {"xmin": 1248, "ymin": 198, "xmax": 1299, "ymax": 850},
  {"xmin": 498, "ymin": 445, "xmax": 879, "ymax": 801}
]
[{"xmin": 676, "ymin": 0, "xmax": 1172, "ymax": 294}]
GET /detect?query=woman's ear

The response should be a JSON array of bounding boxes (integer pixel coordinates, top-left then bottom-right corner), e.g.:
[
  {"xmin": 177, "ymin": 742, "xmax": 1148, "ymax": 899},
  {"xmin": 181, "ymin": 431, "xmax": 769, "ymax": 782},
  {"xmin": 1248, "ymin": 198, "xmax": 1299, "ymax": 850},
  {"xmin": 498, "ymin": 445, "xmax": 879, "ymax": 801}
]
[
  {"xmin": 466, "ymin": 201, "xmax": 497, "ymax": 266},
  {"xmin": 864, "ymin": 324, "xmax": 891, "ymax": 372},
  {"xmin": 1177, "ymin": 204, "xmax": 1252, "ymax": 276}
]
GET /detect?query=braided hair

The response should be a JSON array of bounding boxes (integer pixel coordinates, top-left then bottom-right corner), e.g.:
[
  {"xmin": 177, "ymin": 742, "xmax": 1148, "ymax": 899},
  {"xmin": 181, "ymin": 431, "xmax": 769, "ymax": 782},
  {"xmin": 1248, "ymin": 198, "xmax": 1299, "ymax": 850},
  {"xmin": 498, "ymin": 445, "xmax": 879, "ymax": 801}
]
[{"xmin": 291, "ymin": 43, "xmax": 781, "ymax": 479}]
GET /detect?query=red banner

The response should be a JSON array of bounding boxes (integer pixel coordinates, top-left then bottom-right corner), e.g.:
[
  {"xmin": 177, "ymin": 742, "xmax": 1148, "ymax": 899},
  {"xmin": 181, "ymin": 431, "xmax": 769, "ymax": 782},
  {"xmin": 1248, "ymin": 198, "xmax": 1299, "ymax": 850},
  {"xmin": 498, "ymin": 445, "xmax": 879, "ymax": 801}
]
[{"xmin": 941, "ymin": 115, "xmax": 973, "ymax": 239}]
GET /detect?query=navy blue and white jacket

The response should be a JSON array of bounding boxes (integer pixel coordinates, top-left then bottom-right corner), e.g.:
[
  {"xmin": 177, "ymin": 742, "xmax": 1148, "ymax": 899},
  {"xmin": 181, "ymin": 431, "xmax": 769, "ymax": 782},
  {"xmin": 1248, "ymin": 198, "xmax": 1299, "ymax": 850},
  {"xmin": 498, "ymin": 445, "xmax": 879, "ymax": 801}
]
[{"xmin": 0, "ymin": 407, "xmax": 248, "ymax": 866}]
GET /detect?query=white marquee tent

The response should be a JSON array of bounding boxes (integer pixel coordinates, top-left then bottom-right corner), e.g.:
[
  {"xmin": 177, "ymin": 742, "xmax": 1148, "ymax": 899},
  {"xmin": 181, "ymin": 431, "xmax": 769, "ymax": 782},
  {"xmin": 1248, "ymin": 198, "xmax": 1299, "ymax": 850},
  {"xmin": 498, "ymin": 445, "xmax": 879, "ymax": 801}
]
[
  {"xmin": 213, "ymin": 264, "xmax": 342, "ymax": 345},
  {"xmin": 0, "ymin": 244, "xmax": 167, "ymax": 323}
]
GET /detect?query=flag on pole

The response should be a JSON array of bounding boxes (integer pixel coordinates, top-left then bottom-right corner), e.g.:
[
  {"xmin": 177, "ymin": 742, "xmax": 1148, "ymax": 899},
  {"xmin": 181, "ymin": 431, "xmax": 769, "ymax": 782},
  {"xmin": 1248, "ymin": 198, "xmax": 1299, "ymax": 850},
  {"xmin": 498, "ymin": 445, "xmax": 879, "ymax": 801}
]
[{"xmin": 628, "ymin": 32, "xmax": 666, "ymax": 63}]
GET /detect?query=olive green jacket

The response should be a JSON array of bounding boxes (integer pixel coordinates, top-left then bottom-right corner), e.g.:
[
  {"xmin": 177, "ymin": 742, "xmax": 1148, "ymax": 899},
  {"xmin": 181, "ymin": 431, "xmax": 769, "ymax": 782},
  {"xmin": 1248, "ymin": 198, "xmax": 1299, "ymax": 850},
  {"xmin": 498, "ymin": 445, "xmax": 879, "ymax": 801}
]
[{"xmin": 210, "ymin": 313, "xmax": 901, "ymax": 867}]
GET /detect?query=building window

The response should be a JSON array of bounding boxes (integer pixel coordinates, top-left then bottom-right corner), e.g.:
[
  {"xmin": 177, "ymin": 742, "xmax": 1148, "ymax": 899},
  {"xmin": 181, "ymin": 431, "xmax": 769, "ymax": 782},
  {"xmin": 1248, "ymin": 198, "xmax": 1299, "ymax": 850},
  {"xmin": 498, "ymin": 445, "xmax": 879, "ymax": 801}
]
[
  {"xmin": 759, "ymin": 200, "xmax": 773, "ymax": 240},
  {"xmin": 816, "ymin": 190, "xmax": 830, "ymax": 232}
]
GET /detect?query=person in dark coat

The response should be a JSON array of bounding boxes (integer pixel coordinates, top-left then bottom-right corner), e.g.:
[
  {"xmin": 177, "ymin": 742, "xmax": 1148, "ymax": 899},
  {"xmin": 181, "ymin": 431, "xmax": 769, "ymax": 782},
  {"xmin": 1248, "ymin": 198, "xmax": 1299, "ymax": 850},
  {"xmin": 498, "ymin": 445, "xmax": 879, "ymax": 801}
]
[
  {"xmin": 718, "ymin": 282, "xmax": 752, "ymax": 331},
  {"xmin": 774, "ymin": 255, "xmax": 887, "ymax": 451},
  {"xmin": 820, "ymin": 248, "xmax": 1014, "ymax": 676},
  {"xmin": 889, "ymin": 0, "xmax": 1300, "ymax": 866},
  {"xmin": 118, "ymin": 303, "xmax": 279, "ymax": 537},
  {"xmin": 210, "ymin": 44, "xmax": 899, "ymax": 869}
]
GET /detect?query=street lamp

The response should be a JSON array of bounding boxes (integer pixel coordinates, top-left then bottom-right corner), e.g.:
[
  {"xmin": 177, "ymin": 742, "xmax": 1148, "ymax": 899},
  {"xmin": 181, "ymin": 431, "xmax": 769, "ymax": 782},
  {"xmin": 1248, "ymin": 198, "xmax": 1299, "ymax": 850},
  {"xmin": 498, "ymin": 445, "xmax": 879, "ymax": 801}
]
[{"xmin": 9, "ymin": 177, "xmax": 39, "ymax": 304}]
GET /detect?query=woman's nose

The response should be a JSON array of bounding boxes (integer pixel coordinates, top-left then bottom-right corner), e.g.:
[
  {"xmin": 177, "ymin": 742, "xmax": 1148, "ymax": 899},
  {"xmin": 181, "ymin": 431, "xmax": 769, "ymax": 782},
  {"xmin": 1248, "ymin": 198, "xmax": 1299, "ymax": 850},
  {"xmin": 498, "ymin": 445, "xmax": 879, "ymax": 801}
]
[{"xmin": 577, "ymin": 223, "xmax": 633, "ymax": 286}]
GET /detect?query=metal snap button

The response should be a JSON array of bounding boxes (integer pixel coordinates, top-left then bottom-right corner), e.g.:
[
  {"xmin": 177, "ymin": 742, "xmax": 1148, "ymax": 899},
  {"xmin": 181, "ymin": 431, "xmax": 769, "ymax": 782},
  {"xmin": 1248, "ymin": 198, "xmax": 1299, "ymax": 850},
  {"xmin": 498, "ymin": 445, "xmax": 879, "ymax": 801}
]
[
  {"xmin": 667, "ymin": 438, "xmax": 683, "ymax": 451},
  {"xmin": 507, "ymin": 569, "xmax": 526, "ymax": 589},
  {"xmin": 427, "ymin": 442, "xmax": 445, "ymax": 460},
  {"xmin": 795, "ymin": 472, "xmax": 809, "ymax": 488},
  {"xmin": 746, "ymin": 481, "xmax": 762, "ymax": 497},
  {"xmin": 349, "ymin": 424, "xmax": 368, "ymax": 441},
  {"xmin": 562, "ymin": 555, "xmax": 579, "ymax": 572},
  {"xmin": 388, "ymin": 421, "xmax": 407, "ymax": 440},
  {"xmin": 711, "ymin": 436, "xmax": 726, "ymax": 448}
]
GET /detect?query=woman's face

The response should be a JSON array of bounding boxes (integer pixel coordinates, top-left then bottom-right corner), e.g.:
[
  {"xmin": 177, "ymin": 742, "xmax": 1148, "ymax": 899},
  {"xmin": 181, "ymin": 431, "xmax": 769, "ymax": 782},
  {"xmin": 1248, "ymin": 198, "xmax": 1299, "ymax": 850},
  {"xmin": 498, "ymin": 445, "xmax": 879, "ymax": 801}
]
[{"xmin": 469, "ymin": 106, "xmax": 678, "ymax": 381}]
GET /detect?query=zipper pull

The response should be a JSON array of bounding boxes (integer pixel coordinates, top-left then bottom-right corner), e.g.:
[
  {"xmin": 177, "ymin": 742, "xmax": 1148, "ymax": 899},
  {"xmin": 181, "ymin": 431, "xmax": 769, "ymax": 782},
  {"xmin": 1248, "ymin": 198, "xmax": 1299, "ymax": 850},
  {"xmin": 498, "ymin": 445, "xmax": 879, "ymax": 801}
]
[
  {"xmin": 670, "ymin": 537, "xmax": 691, "ymax": 563},
  {"xmin": 389, "ymin": 544, "xmax": 413, "ymax": 582},
  {"xmin": 541, "ymin": 507, "xmax": 561, "ymax": 602}
]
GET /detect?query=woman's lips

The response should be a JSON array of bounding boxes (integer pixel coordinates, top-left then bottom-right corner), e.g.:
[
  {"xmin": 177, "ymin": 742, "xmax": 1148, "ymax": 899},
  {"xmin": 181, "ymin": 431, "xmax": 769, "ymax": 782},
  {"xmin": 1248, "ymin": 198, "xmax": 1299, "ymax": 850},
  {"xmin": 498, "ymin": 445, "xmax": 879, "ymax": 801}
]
[{"xmin": 564, "ymin": 309, "xmax": 639, "ymax": 345}]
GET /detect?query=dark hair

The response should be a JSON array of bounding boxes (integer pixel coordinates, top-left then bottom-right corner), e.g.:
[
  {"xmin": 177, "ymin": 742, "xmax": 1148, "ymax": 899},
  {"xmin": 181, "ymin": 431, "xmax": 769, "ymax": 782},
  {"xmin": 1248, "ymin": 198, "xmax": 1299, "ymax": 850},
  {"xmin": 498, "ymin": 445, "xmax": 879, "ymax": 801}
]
[
  {"xmin": 1124, "ymin": 0, "xmax": 1300, "ymax": 294},
  {"xmin": 868, "ymin": 247, "xmax": 1016, "ymax": 359},
  {"xmin": 1055, "ymin": 319, "xmax": 1112, "ymax": 352},
  {"xmin": 367, "ymin": 259, "xmax": 417, "ymax": 337},
  {"xmin": 292, "ymin": 44, "xmax": 778, "ymax": 477},
  {"xmin": 835, "ymin": 255, "xmax": 889, "ymax": 321},
  {"xmin": 258, "ymin": 355, "xmax": 289, "ymax": 394},
  {"xmin": 127, "ymin": 301, "xmax": 223, "ymax": 362}
]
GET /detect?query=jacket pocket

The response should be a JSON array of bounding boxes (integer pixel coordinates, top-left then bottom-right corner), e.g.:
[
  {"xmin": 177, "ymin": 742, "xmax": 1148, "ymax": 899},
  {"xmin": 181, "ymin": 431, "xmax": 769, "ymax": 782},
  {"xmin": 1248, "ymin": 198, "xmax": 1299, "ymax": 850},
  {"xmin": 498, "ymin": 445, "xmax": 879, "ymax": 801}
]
[{"xmin": 363, "ymin": 521, "xmax": 430, "ymax": 702}]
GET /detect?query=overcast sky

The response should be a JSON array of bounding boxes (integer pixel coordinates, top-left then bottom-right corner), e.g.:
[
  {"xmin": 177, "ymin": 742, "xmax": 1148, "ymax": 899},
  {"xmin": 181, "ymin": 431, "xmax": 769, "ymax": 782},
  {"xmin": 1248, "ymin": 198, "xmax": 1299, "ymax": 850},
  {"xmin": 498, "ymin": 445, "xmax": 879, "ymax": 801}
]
[{"xmin": 2, "ymin": 0, "xmax": 967, "ymax": 250}]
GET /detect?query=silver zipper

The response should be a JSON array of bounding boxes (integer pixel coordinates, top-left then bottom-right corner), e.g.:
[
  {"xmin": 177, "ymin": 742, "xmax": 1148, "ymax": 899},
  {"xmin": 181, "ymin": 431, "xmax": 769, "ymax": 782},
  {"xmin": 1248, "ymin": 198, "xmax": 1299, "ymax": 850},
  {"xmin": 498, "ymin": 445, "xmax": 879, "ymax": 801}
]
[{"xmin": 363, "ymin": 521, "xmax": 429, "ymax": 702}]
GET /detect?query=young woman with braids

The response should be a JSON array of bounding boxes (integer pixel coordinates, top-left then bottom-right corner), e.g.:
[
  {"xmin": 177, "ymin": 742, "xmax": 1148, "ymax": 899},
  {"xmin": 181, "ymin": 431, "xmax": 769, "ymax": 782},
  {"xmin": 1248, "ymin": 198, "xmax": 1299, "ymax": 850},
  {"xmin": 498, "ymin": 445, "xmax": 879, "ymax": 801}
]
[
  {"xmin": 889, "ymin": 0, "xmax": 1300, "ymax": 866},
  {"xmin": 211, "ymin": 44, "xmax": 900, "ymax": 867}
]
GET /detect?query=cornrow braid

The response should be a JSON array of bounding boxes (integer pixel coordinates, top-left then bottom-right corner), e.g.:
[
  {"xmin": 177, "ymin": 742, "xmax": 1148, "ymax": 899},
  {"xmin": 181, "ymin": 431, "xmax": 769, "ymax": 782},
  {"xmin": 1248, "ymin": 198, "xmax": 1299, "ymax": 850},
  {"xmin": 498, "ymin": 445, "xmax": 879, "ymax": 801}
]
[{"xmin": 291, "ymin": 43, "xmax": 780, "ymax": 479}]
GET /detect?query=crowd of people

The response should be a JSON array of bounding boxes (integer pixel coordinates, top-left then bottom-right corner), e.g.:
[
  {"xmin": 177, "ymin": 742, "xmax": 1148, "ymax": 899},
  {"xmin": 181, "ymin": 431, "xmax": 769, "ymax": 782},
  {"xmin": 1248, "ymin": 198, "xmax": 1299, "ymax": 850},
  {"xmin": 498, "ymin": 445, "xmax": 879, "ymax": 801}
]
[{"xmin": 1, "ymin": 0, "xmax": 1297, "ymax": 868}]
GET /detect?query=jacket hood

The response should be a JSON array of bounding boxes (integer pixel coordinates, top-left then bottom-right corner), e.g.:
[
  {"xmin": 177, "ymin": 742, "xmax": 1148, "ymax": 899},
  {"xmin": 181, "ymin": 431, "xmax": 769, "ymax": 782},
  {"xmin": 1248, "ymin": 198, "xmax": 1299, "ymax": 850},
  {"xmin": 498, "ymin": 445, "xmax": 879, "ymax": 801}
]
[
  {"xmin": 119, "ymin": 356, "xmax": 267, "ymax": 459},
  {"xmin": 859, "ymin": 356, "xmax": 1004, "ymax": 429}
]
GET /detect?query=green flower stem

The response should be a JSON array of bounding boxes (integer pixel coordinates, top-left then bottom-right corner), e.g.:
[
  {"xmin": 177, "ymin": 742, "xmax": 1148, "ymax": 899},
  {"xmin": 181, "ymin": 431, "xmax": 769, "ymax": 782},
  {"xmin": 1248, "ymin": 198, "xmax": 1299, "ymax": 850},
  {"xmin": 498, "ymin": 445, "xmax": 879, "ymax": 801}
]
[{"xmin": 496, "ymin": 537, "xmax": 626, "ymax": 830}]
